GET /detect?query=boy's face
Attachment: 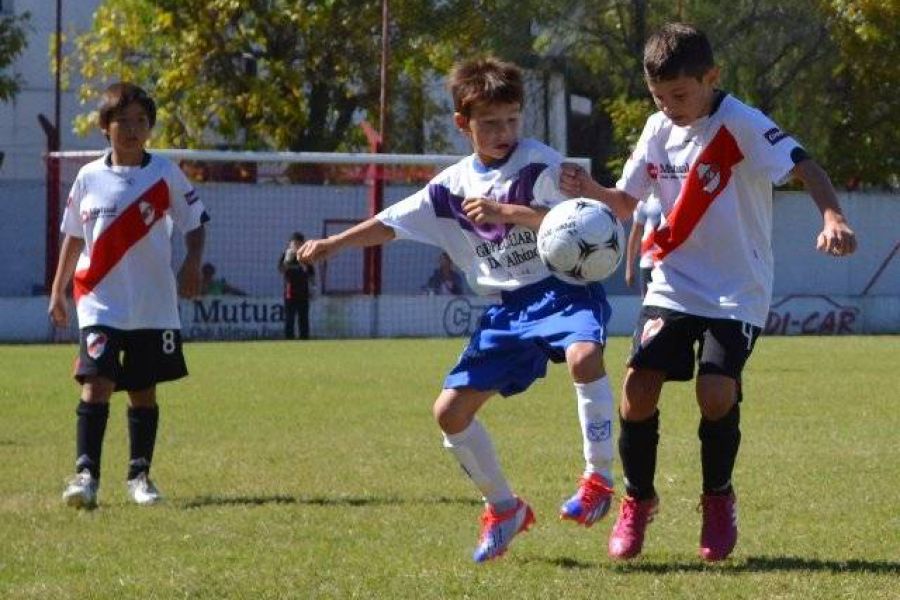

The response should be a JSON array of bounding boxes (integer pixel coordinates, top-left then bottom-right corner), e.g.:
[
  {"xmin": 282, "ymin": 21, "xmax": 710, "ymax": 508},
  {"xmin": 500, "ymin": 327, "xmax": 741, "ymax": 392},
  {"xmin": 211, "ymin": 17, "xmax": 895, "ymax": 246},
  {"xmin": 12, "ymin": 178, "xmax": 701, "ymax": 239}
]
[
  {"xmin": 646, "ymin": 67, "xmax": 720, "ymax": 127},
  {"xmin": 454, "ymin": 101, "xmax": 521, "ymax": 164},
  {"xmin": 103, "ymin": 101, "xmax": 152, "ymax": 157}
]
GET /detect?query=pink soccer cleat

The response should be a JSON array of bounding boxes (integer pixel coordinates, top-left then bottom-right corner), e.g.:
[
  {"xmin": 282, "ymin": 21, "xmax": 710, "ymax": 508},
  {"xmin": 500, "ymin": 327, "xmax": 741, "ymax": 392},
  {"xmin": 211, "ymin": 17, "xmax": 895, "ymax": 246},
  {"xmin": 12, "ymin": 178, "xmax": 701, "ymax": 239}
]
[
  {"xmin": 472, "ymin": 497, "xmax": 535, "ymax": 563},
  {"xmin": 608, "ymin": 495, "xmax": 659, "ymax": 559},
  {"xmin": 699, "ymin": 492, "xmax": 738, "ymax": 561},
  {"xmin": 559, "ymin": 473, "xmax": 614, "ymax": 527}
]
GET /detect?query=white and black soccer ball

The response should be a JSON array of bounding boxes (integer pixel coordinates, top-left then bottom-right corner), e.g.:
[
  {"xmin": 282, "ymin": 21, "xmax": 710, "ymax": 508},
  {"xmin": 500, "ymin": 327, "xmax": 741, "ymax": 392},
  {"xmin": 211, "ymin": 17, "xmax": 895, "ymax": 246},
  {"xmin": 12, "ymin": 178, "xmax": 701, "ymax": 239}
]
[{"xmin": 537, "ymin": 198, "xmax": 625, "ymax": 284}]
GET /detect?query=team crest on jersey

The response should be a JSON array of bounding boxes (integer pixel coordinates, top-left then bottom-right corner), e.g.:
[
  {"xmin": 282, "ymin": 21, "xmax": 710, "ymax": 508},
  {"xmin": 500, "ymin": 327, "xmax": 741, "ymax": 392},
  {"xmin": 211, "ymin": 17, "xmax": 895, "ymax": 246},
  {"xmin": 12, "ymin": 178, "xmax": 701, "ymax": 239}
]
[
  {"xmin": 640, "ymin": 317, "xmax": 664, "ymax": 346},
  {"xmin": 696, "ymin": 162, "xmax": 722, "ymax": 194},
  {"xmin": 587, "ymin": 419, "xmax": 612, "ymax": 442},
  {"xmin": 86, "ymin": 332, "xmax": 108, "ymax": 359},
  {"xmin": 139, "ymin": 201, "xmax": 156, "ymax": 226},
  {"xmin": 647, "ymin": 163, "xmax": 659, "ymax": 179}
]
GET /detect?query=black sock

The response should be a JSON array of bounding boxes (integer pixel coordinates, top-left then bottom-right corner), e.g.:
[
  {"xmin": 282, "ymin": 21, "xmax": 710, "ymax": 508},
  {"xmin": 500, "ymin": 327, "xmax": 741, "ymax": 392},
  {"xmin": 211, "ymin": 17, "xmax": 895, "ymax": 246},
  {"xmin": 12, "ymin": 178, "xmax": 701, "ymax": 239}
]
[
  {"xmin": 619, "ymin": 410, "xmax": 660, "ymax": 500},
  {"xmin": 75, "ymin": 401, "xmax": 109, "ymax": 479},
  {"xmin": 699, "ymin": 403, "xmax": 741, "ymax": 495},
  {"xmin": 127, "ymin": 405, "xmax": 159, "ymax": 480}
]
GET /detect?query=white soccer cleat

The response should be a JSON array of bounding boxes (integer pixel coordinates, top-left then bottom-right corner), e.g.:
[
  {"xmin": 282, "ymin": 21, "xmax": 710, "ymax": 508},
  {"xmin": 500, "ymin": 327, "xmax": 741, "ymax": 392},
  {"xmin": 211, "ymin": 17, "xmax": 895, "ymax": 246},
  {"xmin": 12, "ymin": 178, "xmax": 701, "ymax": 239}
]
[
  {"xmin": 62, "ymin": 470, "xmax": 99, "ymax": 510},
  {"xmin": 127, "ymin": 472, "xmax": 162, "ymax": 505}
]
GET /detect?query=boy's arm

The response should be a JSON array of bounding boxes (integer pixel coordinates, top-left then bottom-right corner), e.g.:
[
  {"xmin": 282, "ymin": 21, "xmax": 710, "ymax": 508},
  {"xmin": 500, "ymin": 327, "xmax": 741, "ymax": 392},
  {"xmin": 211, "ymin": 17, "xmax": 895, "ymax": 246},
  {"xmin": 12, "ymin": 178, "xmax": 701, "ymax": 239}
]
[
  {"xmin": 461, "ymin": 197, "xmax": 548, "ymax": 231},
  {"xmin": 48, "ymin": 235, "xmax": 84, "ymax": 327},
  {"xmin": 298, "ymin": 217, "xmax": 396, "ymax": 264},
  {"xmin": 791, "ymin": 159, "xmax": 858, "ymax": 256},
  {"xmin": 625, "ymin": 222, "xmax": 644, "ymax": 288},
  {"xmin": 559, "ymin": 163, "xmax": 639, "ymax": 221},
  {"xmin": 177, "ymin": 225, "xmax": 206, "ymax": 298}
]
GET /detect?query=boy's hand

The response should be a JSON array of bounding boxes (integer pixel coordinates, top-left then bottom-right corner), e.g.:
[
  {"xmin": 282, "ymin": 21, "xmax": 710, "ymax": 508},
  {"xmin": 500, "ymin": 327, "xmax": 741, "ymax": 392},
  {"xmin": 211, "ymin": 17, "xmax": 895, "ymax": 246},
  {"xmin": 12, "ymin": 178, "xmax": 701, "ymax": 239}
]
[
  {"xmin": 298, "ymin": 238, "xmax": 340, "ymax": 264},
  {"xmin": 177, "ymin": 261, "xmax": 202, "ymax": 298},
  {"xmin": 462, "ymin": 197, "xmax": 505, "ymax": 224},
  {"xmin": 559, "ymin": 162, "xmax": 590, "ymax": 197},
  {"xmin": 816, "ymin": 215, "xmax": 857, "ymax": 257},
  {"xmin": 48, "ymin": 293, "xmax": 68, "ymax": 328}
]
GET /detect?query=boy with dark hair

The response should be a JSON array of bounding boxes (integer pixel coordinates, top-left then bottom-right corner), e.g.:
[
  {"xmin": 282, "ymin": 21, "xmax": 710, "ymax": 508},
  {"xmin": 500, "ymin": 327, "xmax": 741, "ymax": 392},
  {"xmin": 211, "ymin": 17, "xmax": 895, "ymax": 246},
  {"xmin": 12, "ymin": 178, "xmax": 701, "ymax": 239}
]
[
  {"xmin": 299, "ymin": 56, "xmax": 618, "ymax": 562},
  {"xmin": 49, "ymin": 82, "xmax": 208, "ymax": 509},
  {"xmin": 561, "ymin": 22, "xmax": 856, "ymax": 561}
]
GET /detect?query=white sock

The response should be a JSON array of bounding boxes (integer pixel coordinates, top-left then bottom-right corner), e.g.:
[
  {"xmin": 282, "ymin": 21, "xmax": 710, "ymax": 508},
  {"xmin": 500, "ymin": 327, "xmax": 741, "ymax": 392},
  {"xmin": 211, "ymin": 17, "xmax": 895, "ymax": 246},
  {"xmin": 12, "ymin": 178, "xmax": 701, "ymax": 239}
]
[
  {"xmin": 443, "ymin": 419, "xmax": 514, "ymax": 507},
  {"xmin": 575, "ymin": 377, "xmax": 615, "ymax": 484}
]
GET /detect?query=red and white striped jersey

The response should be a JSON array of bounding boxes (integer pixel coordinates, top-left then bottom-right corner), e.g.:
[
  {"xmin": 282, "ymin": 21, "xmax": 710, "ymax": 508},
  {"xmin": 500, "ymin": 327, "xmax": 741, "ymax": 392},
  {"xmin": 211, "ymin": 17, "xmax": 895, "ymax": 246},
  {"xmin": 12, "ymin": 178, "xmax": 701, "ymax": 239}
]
[
  {"xmin": 617, "ymin": 93, "xmax": 802, "ymax": 326},
  {"xmin": 61, "ymin": 152, "xmax": 206, "ymax": 330}
]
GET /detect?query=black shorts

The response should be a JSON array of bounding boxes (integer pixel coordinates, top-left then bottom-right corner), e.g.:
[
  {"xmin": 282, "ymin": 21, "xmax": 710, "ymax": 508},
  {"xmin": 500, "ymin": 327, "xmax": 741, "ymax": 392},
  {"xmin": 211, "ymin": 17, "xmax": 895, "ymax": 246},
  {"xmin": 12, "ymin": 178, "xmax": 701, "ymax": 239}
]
[
  {"xmin": 629, "ymin": 306, "xmax": 761, "ymax": 382},
  {"xmin": 75, "ymin": 326, "xmax": 188, "ymax": 391}
]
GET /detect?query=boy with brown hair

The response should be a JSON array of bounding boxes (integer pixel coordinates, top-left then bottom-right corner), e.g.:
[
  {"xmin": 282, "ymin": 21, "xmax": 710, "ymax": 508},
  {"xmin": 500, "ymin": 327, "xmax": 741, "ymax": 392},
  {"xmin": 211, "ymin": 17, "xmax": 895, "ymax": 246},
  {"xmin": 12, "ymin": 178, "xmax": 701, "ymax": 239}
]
[
  {"xmin": 299, "ymin": 57, "xmax": 619, "ymax": 562},
  {"xmin": 49, "ymin": 82, "xmax": 208, "ymax": 509},
  {"xmin": 561, "ymin": 22, "xmax": 857, "ymax": 561}
]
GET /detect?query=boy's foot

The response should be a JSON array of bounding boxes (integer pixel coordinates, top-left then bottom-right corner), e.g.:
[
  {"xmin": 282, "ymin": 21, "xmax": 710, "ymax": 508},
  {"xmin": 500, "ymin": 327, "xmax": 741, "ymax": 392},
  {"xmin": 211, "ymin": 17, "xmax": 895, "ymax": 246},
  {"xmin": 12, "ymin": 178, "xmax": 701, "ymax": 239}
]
[
  {"xmin": 62, "ymin": 470, "xmax": 98, "ymax": 510},
  {"xmin": 699, "ymin": 492, "xmax": 738, "ymax": 561},
  {"xmin": 472, "ymin": 498, "xmax": 535, "ymax": 563},
  {"xmin": 559, "ymin": 473, "xmax": 614, "ymax": 527},
  {"xmin": 127, "ymin": 472, "xmax": 162, "ymax": 505},
  {"xmin": 608, "ymin": 495, "xmax": 659, "ymax": 559}
]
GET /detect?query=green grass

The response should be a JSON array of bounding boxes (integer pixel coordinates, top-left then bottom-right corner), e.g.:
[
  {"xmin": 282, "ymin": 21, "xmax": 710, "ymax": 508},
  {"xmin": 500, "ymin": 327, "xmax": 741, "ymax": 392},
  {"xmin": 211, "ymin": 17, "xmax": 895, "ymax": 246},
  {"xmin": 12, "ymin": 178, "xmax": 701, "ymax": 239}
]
[{"xmin": 1, "ymin": 336, "xmax": 898, "ymax": 598}]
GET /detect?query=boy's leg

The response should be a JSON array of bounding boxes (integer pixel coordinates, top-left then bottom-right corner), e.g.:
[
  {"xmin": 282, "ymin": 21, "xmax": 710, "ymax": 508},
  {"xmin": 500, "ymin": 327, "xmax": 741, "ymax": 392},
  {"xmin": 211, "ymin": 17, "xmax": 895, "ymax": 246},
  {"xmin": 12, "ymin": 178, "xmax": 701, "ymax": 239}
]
[
  {"xmin": 126, "ymin": 387, "xmax": 159, "ymax": 480},
  {"xmin": 694, "ymin": 319, "xmax": 759, "ymax": 561},
  {"xmin": 435, "ymin": 388, "xmax": 534, "ymax": 562},
  {"xmin": 119, "ymin": 329, "xmax": 189, "ymax": 505},
  {"xmin": 559, "ymin": 342, "xmax": 616, "ymax": 526},
  {"xmin": 298, "ymin": 297, "xmax": 310, "ymax": 340}
]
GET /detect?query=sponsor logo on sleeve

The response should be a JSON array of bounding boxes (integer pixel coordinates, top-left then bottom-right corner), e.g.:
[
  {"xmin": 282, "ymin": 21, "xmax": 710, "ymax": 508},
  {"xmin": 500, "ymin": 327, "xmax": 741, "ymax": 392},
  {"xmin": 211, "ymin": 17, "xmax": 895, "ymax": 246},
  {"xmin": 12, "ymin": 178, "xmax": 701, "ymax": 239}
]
[
  {"xmin": 185, "ymin": 190, "xmax": 199, "ymax": 205},
  {"xmin": 764, "ymin": 127, "xmax": 788, "ymax": 145}
]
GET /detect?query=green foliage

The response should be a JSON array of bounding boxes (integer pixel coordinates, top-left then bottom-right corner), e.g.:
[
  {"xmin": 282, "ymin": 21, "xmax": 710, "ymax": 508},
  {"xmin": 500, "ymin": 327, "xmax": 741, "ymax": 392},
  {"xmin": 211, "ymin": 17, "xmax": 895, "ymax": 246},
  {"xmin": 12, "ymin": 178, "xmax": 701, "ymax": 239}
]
[
  {"xmin": 0, "ymin": 11, "xmax": 30, "ymax": 103},
  {"xmin": 71, "ymin": 0, "xmax": 544, "ymax": 153},
  {"xmin": 0, "ymin": 336, "xmax": 898, "ymax": 597}
]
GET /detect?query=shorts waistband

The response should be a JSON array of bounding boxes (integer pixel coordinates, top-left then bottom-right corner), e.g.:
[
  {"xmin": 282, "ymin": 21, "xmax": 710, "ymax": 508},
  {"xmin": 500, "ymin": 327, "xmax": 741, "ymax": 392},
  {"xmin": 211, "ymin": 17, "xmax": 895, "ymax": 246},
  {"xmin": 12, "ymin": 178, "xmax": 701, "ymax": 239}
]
[{"xmin": 500, "ymin": 276, "xmax": 605, "ymax": 305}]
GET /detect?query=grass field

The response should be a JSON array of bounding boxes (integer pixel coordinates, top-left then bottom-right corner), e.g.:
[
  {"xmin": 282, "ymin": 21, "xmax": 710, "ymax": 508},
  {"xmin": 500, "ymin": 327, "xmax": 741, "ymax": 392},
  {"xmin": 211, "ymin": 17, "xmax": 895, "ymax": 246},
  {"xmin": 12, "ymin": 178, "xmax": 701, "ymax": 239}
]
[{"xmin": 1, "ymin": 335, "xmax": 898, "ymax": 598}]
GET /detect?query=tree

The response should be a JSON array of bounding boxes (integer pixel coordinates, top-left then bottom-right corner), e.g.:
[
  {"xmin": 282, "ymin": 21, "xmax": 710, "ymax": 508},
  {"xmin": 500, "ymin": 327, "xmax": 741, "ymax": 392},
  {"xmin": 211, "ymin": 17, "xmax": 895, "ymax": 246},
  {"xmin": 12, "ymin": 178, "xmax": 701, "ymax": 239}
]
[
  {"xmin": 0, "ymin": 10, "xmax": 29, "ymax": 103},
  {"xmin": 71, "ymin": 0, "xmax": 544, "ymax": 154}
]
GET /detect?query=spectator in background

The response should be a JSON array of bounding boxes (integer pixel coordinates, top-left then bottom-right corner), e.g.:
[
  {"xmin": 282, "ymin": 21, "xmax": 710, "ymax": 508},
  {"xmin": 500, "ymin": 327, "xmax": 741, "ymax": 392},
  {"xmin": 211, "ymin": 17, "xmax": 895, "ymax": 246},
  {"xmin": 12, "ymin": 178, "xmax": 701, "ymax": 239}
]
[
  {"xmin": 279, "ymin": 232, "xmax": 315, "ymax": 339},
  {"xmin": 200, "ymin": 262, "xmax": 246, "ymax": 296},
  {"xmin": 624, "ymin": 195, "xmax": 663, "ymax": 297},
  {"xmin": 424, "ymin": 252, "xmax": 465, "ymax": 295}
]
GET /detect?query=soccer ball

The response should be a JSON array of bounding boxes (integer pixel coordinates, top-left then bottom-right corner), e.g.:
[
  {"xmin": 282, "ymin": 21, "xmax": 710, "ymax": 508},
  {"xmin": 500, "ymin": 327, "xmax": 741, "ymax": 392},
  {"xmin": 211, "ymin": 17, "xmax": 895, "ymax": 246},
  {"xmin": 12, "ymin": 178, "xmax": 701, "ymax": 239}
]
[{"xmin": 537, "ymin": 198, "xmax": 625, "ymax": 284}]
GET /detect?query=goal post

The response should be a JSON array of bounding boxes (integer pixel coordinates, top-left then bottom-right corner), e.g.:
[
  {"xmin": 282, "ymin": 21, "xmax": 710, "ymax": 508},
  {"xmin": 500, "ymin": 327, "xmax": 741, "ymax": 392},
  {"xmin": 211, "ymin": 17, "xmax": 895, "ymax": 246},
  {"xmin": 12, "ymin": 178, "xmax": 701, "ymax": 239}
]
[{"xmin": 47, "ymin": 149, "xmax": 591, "ymax": 339}]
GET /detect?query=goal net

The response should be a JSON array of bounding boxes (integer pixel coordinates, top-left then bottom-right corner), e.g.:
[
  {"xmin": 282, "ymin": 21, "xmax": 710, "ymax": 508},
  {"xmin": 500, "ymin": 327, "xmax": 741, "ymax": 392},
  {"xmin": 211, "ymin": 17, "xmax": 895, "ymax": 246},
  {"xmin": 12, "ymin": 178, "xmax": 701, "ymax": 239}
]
[{"xmin": 47, "ymin": 150, "xmax": 591, "ymax": 340}]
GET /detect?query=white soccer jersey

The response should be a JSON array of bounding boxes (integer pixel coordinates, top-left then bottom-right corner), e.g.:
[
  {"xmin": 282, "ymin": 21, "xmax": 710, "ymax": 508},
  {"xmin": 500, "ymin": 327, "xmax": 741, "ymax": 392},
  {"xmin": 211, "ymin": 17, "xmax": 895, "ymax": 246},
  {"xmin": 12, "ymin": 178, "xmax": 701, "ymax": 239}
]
[
  {"xmin": 617, "ymin": 93, "xmax": 802, "ymax": 326},
  {"xmin": 61, "ymin": 152, "xmax": 207, "ymax": 330},
  {"xmin": 377, "ymin": 138, "xmax": 566, "ymax": 295},
  {"xmin": 632, "ymin": 195, "xmax": 663, "ymax": 269}
]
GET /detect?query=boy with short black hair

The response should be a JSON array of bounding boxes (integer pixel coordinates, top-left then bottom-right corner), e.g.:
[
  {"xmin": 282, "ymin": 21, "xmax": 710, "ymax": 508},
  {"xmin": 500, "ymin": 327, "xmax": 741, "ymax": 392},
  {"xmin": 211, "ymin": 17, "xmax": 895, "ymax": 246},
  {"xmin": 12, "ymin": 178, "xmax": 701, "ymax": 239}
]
[
  {"xmin": 299, "ymin": 56, "xmax": 618, "ymax": 562},
  {"xmin": 561, "ymin": 22, "xmax": 856, "ymax": 561},
  {"xmin": 49, "ymin": 82, "xmax": 208, "ymax": 509}
]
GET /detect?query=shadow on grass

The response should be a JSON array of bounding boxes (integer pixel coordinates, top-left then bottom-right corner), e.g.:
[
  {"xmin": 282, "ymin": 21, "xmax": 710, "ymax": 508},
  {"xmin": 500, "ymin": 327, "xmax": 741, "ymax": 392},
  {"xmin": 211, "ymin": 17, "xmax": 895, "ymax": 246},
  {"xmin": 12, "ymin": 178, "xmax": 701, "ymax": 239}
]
[
  {"xmin": 531, "ymin": 555, "xmax": 900, "ymax": 574},
  {"xmin": 178, "ymin": 494, "xmax": 481, "ymax": 509}
]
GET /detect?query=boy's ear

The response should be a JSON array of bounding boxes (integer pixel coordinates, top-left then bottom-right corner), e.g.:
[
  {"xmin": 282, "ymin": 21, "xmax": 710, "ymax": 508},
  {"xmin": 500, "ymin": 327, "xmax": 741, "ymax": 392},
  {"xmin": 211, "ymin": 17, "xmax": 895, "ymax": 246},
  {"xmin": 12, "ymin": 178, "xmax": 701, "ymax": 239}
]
[
  {"xmin": 704, "ymin": 65, "xmax": 721, "ymax": 87},
  {"xmin": 453, "ymin": 112, "xmax": 469, "ymax": 133}
]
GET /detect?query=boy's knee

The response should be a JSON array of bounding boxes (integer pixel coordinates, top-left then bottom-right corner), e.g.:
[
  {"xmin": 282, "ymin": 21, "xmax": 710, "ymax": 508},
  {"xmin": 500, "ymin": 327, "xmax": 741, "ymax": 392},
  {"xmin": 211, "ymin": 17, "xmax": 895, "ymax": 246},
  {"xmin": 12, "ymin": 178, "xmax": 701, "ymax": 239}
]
[
  {"xmin": 566, "ymin": 343, "xmax": 605, "ymax": 382},
  {"xmin": 432, "ymin": 396, "xmax": 468, "ymax": 434},
  {"xmin": 621, "ymin": 369, "xmax": 664, "ymax": 420}
]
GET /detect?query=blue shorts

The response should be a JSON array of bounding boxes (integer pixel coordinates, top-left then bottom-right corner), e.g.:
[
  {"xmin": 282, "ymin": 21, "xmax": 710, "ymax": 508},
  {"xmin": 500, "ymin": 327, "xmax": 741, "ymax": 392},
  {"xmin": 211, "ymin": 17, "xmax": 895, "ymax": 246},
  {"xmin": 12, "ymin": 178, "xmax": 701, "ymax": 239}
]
[{"xmin": 444, "ymin": 277, "xmax": 611, "ymax": 397}]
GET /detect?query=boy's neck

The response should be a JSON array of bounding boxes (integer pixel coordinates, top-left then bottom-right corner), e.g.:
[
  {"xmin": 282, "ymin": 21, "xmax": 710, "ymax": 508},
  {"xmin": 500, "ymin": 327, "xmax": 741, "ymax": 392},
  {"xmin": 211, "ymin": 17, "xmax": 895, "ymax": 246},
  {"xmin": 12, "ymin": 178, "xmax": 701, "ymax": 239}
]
[{"xmin": 108, "ymin": 150, "xmax": 149, "ymax": 167}]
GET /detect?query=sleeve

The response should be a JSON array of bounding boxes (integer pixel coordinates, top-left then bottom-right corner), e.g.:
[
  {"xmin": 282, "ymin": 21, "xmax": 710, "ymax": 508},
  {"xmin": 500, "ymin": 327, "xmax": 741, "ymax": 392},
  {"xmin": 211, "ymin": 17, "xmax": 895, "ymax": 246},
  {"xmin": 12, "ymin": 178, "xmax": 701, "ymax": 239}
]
[
  {"xmin": 733, "ymin": 108, "xmax": 804, "ymax": 186},
  {"xmin": 616, "ymin": 117, "xmax": 657, "ymax": 202},
  {"xmin": 376, "ymin": 186, "xmax": 445, "ymax": 248},
  {"xmin": 60, "ymin": 174, "xmax": 85, "ymax": 238},
  {"xmin": 530, "ymin": 164, "xmax": 566, "ymax": 209},
  {"xmin": 632, "ymin": 200, "xmax": 648, "ymax": 225},
  {"xmin": 165, "ymin": 161, "xmax": 207, "ymax": 232}
]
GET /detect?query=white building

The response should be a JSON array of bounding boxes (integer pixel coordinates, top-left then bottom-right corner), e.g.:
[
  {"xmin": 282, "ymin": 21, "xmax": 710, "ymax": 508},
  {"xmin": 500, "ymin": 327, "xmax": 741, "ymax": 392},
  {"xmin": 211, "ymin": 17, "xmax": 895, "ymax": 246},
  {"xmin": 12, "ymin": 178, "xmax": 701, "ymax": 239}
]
[{"xmin": 0, "ymin": 0, "xmax": 104, "ymax": 181}]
